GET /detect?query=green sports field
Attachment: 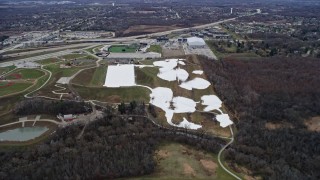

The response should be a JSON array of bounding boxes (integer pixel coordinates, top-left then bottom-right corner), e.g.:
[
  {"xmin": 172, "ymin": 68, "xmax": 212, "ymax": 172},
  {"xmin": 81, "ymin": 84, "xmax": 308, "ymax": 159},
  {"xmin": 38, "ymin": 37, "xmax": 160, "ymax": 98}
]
[
  {"xmin": 5, "ymin": 69, "xmax": 45, "ymax": 80},
  {"xmin": 108, "ymin": 45, "xmax": 138, "ymax": 53}
]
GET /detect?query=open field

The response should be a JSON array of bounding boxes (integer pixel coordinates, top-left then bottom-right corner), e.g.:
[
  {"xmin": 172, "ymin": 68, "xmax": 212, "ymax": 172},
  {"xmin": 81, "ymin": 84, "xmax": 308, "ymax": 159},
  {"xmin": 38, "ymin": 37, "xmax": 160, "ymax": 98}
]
[
  {"xmin": 35, "ymin": 63, "xmax": 84, "ymax": 98},
  {"xmin": 72, "ymin": 65, "xmax": 107, "ymax": 87},
  {"xmin": 36, "ymin": 58, "xmax": 61, "ymax": 65},
  {"xmin": 147, "ymin": 45, "xmax": 162, "ymax": 54},
  {"xmin": 123, "ymin": 25, "xmax": 180, "ymax": 36},
  {"xmin": 73, "ymin": 85, "xmax": 150, "ymax": 103},
  {"xmin": 5, "ymin": 68, "xmax": 45, "ymax": 80},
  {"xmin": 59, "ymin": 53, "xmax": 86, "ymax": 60},
  {"xmin": 108, "ymin": 45, "xmax": 137, "ymax": 53},
  {"xmin": 90, "ymin": 66, "xmax": 107, "ymax": 86},
  {"xmin": 85, "ymin": 45, "xmax": 104, "ymax": 54},
  {"xmin": 132, "ymin": 142, "xmax": 236, "ymax": 180},
  {"xmin": 0, "ymin": 65, "xmax": 16, "ymax": 75},
  {"xmin": 0, "ymin": 82, "xmax": 33, "ymax": 97},
  {"xmin": 135, "ymin": 56, "xmax": 215, "ymax": 102},
  {"xmin": 162, "ymin": 46, "xmax": 185, "ymax": 57},
  {"xmin": 45, "ymin": 63, "xmax": 82, "ymax": 77},
  {"xmin": 0, "ymin": 96, "xmax": 23, "ymax": 118}
]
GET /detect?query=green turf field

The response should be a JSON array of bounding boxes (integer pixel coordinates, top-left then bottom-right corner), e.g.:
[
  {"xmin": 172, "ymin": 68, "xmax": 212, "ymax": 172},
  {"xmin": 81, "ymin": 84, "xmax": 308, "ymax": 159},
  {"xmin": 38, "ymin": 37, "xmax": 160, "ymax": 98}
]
[
  {"xmin": 0, "ymin": 65, "xmax": 16, "ymax": 75},
  {"xmin": 108, "ymin": 45, "xmax": 138, "ymax": 53},
  {"xmin": 73, "ymin": 85, "xmax": 150, "ymax": 103},
  {"xmin": 6, "ymin": 69, "xmax": 45, "ymax": 80},
  {"xmin": 36, "ymin": 58, "xmax": 61, "ymax": 65},
  {"xmin": 60, "ymin": 53, "xmax": 85, "ymax": 60},
  {"xmin": 90, "ymin": 66, "xmax": 107, "ymax": 86},
  {"xmin": 44, "ymin": 64, "xmax": 82, "ymax": 77},
  {"xmin": 0, "ymin": 83, "xmax": 33, "ymax": 97},
  {"xmin": 132, "ymin": 142, "xmax": 241, "ymax": 180},
  {"xmin": 147, "ymin": 45, "xmax": 162, "ymax": 54}
]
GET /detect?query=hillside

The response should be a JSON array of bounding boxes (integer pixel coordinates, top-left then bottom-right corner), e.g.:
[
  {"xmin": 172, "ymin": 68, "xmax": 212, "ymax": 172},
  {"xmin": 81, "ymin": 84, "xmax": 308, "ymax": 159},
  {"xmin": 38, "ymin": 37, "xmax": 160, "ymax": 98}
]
[{"xmin": 200, "ymin": 56, "xmax": 320, "ymax": 179}]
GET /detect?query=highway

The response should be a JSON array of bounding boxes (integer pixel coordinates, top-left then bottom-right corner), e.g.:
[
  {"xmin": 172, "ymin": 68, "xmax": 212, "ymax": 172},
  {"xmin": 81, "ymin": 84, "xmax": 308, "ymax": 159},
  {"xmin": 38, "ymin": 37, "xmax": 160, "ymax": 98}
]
[
  {"xmin": 65, "ymin": 17, "xmax": 239, "ymax": 43},
  {"xmin": 0, "ymin": 13, "xmax": 258, "ymax": 66}
]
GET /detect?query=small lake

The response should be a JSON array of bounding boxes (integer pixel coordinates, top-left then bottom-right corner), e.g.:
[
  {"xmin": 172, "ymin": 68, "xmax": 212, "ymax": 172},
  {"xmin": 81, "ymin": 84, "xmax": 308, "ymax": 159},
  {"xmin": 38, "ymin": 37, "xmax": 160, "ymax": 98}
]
[{"xmin": 0, "ymin": 127, "xmax": 49, "ymax": 142}]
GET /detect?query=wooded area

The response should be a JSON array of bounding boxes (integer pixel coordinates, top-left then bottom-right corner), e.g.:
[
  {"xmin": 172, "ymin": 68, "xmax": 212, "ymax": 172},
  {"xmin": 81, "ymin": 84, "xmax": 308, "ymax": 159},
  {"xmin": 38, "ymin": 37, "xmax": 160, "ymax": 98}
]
[
  {"xmin": 13, "ymin": 98, "xmax": 92, "ymax": 116},
  {"xmin": 200, "ymin": 56, "xmax": 320, "ymax": 179},
  {"xmin": 0, "ymin": 102, "xmax": 225, "ymax": 179}
]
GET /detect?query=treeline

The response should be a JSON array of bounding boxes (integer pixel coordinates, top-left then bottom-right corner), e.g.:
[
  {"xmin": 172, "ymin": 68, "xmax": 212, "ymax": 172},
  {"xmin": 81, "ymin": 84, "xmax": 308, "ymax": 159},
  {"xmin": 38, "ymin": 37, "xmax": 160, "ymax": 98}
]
[
  {"xmin": 13, "ymin": 98, "xmax": 92, "ymax": 116},
  {"xmin": 199, "ymin": 55, "xmax": 320, "ymax": 179},
  {"xmin": 0, "ymin": 104, "xmax": 225, "ymax": 179}
]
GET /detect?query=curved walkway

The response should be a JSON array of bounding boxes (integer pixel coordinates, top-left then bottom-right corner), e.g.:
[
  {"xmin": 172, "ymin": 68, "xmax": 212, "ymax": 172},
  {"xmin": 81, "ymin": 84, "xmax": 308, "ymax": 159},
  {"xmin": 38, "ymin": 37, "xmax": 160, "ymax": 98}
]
[
  {"xmin": 218, "ymin": 126, "xmax": 242, "ymax": 180},
  {"xmin": 24, "ymin": 65, "xmax": 52, "ymax": 99},
  {"xmin": 0, "ymin": 119, "xmax": 62, "ymax": 128}
]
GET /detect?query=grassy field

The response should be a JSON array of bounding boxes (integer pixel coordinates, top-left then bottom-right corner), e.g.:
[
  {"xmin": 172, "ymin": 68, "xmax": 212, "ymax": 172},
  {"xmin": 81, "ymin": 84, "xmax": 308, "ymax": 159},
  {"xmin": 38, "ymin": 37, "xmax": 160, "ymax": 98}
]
[
  {"xmin": 0, "ymin": 65, "xmax": 16, "ymax": 75},
  {"xmin": 90, "ymin": 66, "xmax": 107, "ymax": 86},
  {"xmin": 132, "ymin": 142, "xmax": 236, "ymax": 180},
  {"xmin": 36, "ymin": 58, "xmax": 61, "ymax": 65},
  {"xmin": 77, "ymin": 55, "xmax": 98, "ymax": 60},
  {"xmin": 147, "ymin": 45, "xmax": 162, "ymax": 54},
  {"xmin": 60, "ymin": 53, "xmax": 86, "ymax": 60},
  {"xmin": 71, "ymin": 68, "xmax": 95, "ymax": 86},
  {"xmin": 135, "ymin": 66, "xmax": 159, "ymax": 87},
  {"xmin": 135, "ymin": 58, "xmax": 215, "ymax": 102},
  {"xmin": 35, "ymin": 63, "xmax": 83, "ymax": 98},
  {"xmin": 0, "ymin": 83, "xmax": 33, "ymax": 97},
  {"xmin": 108, "ymin": 45, "xmax": 137, "ymax": 53},
  {"xmin": 5, "ymin": 69, "xmax": 45, "ymax": 80},
  {"xmin": 73, "ymin": 85, "xmax": 150, "ymax": 103},
  {"xmin": 72, "ymin": 65, "xmax": 106, "ymax": 87},
  {"xmin": 85, "ymin": 45, "xmax": 104, "ymax": 54},
  {"xmin": 44, "ymin": 63, "xmax": 82, "ymax": 77}
]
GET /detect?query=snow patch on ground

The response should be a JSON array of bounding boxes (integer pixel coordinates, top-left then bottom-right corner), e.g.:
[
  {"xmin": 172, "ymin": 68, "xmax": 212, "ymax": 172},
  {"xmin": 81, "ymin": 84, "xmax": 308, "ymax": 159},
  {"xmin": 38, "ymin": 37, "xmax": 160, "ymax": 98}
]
[
  {"xmin": 201, "ymin": 95, "xmax": 223, "ymax": 113},
  {"xmin": 172, "ymin": 96, "xmax": 197, "ymax": 113},
  {"xmin": 149, "ymin": 87, "xmax": 201, "ymax": 129},
  {"xmin": 192, "ymin": 70, "xmax": 203, "ymax": 75},
  {"xmin": 154, "ymin": 59, "xmax": 189, "ymax": 82},
  {"xmin": 134, "ymin": 65, "xmax": 154, "ymax": 69},
  {"xmin": 178, "ymin": 61, "xmax": 186, "ymax": 65},
  {"xmin": 216, "ymin": 114, "xmax": 233, "ymax": 128},
  {"xmin": 104, "ymin": 64, "xmax": 136, "ymax": 87},
  {"xmin": 179, "ymin": 78, "xmax": 211, "ymax": 90},
  {"xmin": 177, "ymin": 118, "xmax": 202, "ymax": 129}
]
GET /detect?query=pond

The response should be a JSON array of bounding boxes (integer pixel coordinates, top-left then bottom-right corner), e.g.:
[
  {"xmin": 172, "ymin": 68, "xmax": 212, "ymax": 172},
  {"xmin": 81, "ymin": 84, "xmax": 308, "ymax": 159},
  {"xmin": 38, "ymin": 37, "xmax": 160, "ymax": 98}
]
[{"xmin": 0, "ymin": 126, "xmax": 49, "ymax": 142}]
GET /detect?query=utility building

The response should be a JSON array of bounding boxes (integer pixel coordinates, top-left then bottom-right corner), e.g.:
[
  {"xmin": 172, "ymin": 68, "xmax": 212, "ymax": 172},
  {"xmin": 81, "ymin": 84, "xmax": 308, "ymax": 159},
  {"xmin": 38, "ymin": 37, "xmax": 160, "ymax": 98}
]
[{"xmin": 187, "ymin": 37, "xmax": 206, "ymax": 48}]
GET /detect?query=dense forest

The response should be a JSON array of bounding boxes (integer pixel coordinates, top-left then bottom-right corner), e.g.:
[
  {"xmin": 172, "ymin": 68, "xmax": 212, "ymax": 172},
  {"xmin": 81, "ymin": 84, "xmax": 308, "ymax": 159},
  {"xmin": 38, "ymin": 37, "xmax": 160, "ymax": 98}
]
[
  {"xmin": 13, "ymin": 98, "xmax": 92, "ymax": 116},
  {"xmin": 200, "ymin": 56, "xmax": 320, "ymax": 179},
  {"xmin": 0, "ymin": 102, "xmax": 225, "ymax": 179}
]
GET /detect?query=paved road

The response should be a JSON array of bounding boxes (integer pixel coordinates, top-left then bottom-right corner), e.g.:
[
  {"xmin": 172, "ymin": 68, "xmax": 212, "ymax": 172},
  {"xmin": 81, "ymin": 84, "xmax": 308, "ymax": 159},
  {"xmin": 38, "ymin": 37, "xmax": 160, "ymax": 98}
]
[
  {"xmin": 24, "ymin": 65, "xmax": 52, "ymax": 99},
  {"xmin": 0, "ymin": 50, "xmax": 74, "ymax": 67},
  {"xmin": 218, "ymin": 126, "xmax": 242, "ymax": 180},
  {"xmin": 0, "ymin": 119, "xmax": 63, "ymax": 128},
  {"xmin": 2, "ymin": 43, "xmax": 100, "ymax": 58},
  {"xmin": 66, "ymin": 17, "xmax": 240, "ymax": 43}
]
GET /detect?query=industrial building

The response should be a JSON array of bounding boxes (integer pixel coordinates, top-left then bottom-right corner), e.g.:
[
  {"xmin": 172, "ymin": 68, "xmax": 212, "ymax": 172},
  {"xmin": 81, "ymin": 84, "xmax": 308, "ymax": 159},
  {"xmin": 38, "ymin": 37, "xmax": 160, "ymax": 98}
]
[{"xmin": 187, "ymin": 37, "xmax": 206, "ymax": 48}]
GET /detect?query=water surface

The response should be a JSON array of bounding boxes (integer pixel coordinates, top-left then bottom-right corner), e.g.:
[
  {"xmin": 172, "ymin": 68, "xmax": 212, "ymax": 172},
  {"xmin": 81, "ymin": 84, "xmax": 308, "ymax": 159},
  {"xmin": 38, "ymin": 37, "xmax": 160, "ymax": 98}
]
[{"xmin": 0, "ymin": 126, "xmax": 48, "ymax": 141}]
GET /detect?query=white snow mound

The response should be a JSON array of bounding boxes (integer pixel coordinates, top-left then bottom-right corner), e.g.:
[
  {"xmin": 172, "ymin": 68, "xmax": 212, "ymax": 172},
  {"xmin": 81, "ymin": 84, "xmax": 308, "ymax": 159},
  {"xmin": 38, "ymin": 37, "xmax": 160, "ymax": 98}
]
[
  {"xmin": 179, "ymin": 78, "xmax": 210, "ymax": 90},
  {"xmin": 149, "ymin": 87, "xmax": 200, "ymax": 130},
  {"xmin": 192, "ymin": 70, "xmax": 203, "ymax": 75},
  {"xmin": 104, "ymin": 64, "xmax": 136, "ymax": 87},
  {"xmin": 172, "ymin": 96, "xmax": 197, "ymax": 113},
  {"xmin": 154, "ymin": 59, "xmax": 189, "ymax": 82},
  {"xmin": 216, "ymin": 114, "xmax": 233, "ymax": 128},
  {"xmin": 177, "ymin": 118, "xmax": 202, "ymax": 129},
  {"xmin": 201, "ymin": 95, "xmax": 223, "ymax": 112}
]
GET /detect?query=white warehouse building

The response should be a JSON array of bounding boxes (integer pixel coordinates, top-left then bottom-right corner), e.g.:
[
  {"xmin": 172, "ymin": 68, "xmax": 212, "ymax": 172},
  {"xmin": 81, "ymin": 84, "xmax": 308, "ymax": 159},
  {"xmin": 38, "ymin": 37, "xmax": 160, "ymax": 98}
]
[{"xmin": 187, "ymin": 37, "xmax": 206, "ymax": 48}]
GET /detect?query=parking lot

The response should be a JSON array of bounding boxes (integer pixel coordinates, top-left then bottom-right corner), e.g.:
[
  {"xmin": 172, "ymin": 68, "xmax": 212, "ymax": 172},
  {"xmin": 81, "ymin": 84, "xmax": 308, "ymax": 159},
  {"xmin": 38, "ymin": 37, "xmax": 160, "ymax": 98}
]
[{"xmin": 183, "ymin": 45, "xmax": 217, "ymax": 60}]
